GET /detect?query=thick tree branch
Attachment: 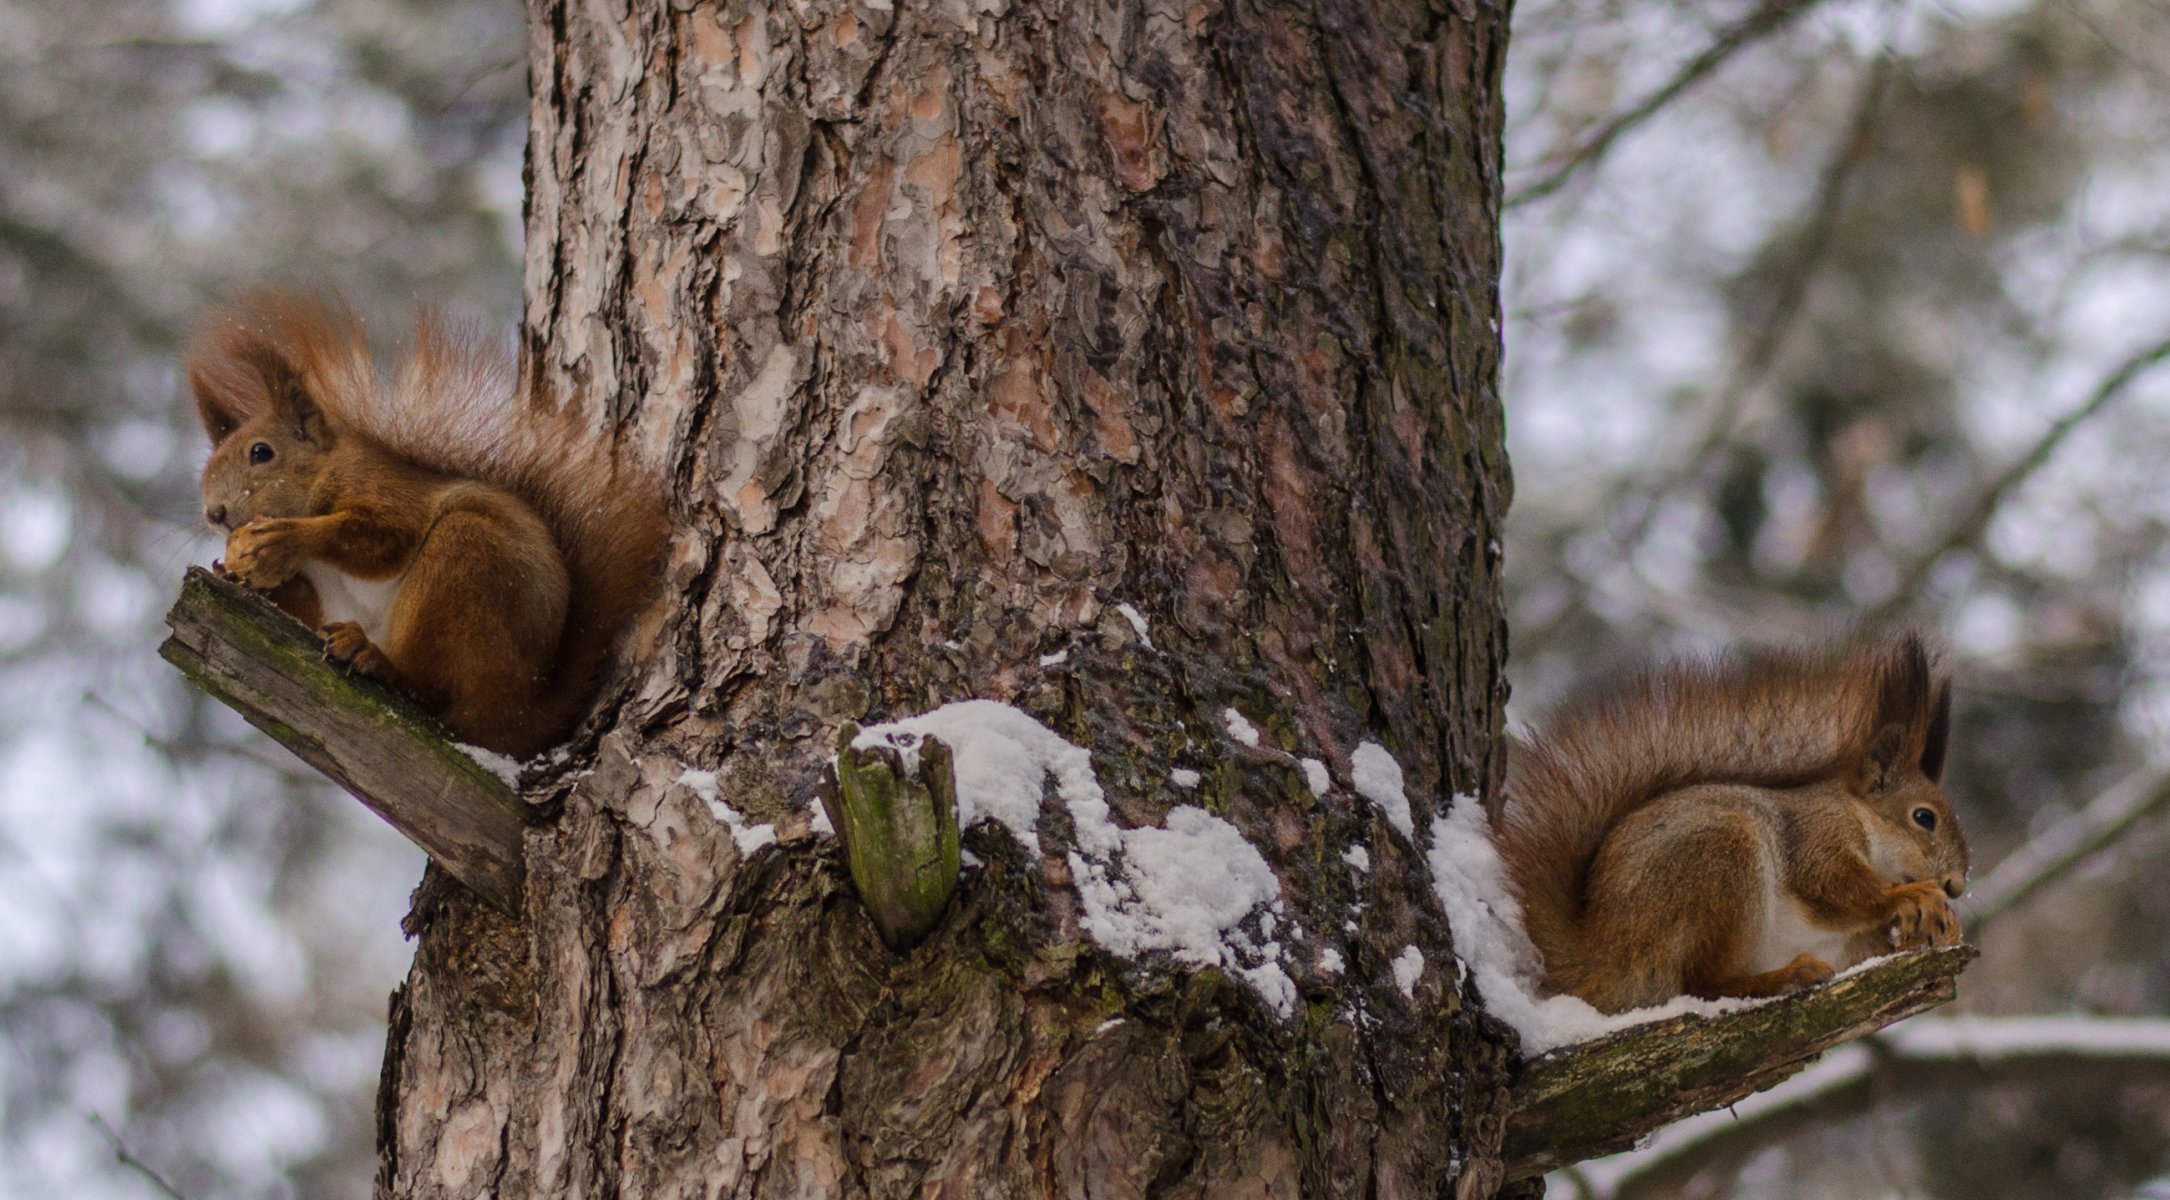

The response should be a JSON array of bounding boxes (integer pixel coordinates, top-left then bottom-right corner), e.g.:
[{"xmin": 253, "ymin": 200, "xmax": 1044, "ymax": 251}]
[
  {"xmin": 158, "ymin": 567, "xmax": 528, "ymax": 914},
  {"xmin": 1583, "ymin": 1015, "xmax": 2170, "ymax": 1200},
  {"xmin": 1504, "ymin": 945, "xmax": 1973, "ymax": 1180},
  {"xmin": 1509, "ymin": 0, "xmax": 1832, "ymax": 207}
]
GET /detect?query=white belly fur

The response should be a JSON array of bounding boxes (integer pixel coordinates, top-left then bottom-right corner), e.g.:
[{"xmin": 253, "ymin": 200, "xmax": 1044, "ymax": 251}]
[
  {"xmin": 1747, "ymin": 802, "xmax": 1872, "ymax": 972},
  {"xmin": 1752, "ymin": 889, "xmax": 1857, "ymax": 974},
  {"xmin": 300, "ymin": 561, "xmax": 404, "ymax": 646}
]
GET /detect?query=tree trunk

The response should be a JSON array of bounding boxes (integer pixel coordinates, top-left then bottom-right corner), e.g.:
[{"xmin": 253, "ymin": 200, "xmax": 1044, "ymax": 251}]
[{"xmin": 377, "ymin": 0, "xmax": 1516, "ymax": 1195}]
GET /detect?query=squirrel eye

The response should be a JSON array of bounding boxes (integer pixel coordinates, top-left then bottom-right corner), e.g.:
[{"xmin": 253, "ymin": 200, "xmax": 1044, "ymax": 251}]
[
  {"xmin": 248, "ymin": 441, "xmax": 274, "ymax": 465},
  {"xmin": 1912, "ymin": 806, "xmax": 1937, "ymax": 832}
]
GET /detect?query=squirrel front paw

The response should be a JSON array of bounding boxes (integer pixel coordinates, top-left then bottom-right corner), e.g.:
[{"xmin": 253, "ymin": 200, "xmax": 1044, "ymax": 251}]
[
  {"xmin": 1884, "ymin": 880, "xmax": 1962, "ymax": 950},
  {"xmin": 320, "ymin": 621, "xmax": 394, "ymax": 681},
  {"xmin": 225, "ymin": 520, "xmax": 305, "ymax": 590}
]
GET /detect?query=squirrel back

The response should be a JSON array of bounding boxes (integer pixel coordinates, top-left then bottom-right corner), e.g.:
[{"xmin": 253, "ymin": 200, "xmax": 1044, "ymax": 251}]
[
  {"xmin": 1494, "ymin": 634, "xmax": 1961, "ymax": 1009},
  {"xmin": 187, "ymin": 293, "xmax": 668, "ymax": 753}
]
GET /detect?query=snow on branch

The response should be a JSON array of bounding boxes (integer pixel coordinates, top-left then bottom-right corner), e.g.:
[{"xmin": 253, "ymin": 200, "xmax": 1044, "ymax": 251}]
[
  {"xmin": 1500, "ymin": 944, "xmax": 1972, "ymax": 1181},
  {"xmin": 1573, "ymin": 1014, "xmax": 2170, "ymax": 1200},
  {"xmin": 159, "ymin": 566, "xmax": 529, "ymax": 914}
]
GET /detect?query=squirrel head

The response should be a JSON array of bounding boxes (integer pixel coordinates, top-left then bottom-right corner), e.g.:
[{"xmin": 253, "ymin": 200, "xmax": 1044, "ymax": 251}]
[
  {"xmin": 1849, "ymin": 636, "xmax": 1969, "ymax": 900},
  {"xmin": 188, "ymin": 297, "xmax": 363, "ymax": 530}
]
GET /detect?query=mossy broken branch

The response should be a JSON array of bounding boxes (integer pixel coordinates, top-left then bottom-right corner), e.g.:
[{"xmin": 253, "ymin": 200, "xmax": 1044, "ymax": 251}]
[
  {"xmin": 159, "ymin": 566, "xmax": 528, "ymax": 915},
  {"xmin": 818, "ymin": 724, "xmax": 962, "ymax": 950},
  {"xmin": 1503, "ymin": 944, "xmax": 1975, "ymax": 1179}
]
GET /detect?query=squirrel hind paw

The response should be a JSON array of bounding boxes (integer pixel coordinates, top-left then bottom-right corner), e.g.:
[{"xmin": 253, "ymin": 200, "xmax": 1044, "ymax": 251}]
[
  {"xmin": 1705, "ymin": 953, "xmax": 1835, "ymax": 1000},
  {"xmin": 320, "ymin": 621, "xmax": 393, "ymax": 679}
]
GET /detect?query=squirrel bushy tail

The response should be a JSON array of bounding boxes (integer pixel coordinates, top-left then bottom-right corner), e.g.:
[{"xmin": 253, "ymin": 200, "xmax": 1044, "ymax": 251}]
[
  {"xmin": 187, "ymin": 292, "xmax": 668, "ymax": 746},
  {"xmin": 1494, "ymin": 634, "xmax": 1948, "ymax": 990}
]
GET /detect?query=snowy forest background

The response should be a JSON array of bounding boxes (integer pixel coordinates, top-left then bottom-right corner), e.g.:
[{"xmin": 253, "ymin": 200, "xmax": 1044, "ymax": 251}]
[{"xmin": 2, "ymin": 0, "xmax": 2167, "ymax": 1196}]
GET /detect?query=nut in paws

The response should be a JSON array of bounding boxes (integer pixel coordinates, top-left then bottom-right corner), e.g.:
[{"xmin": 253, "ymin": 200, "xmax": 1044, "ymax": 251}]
[
  {"xmin": 1886, "ymin": 880, "xmax": 1963, "ymax": 950},
  {"xmin": 224, "ymin": 520, "xmax": 304, "ymax": 589}
]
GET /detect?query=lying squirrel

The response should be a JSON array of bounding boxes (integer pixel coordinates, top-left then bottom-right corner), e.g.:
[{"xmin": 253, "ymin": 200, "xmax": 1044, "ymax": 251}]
[
  {"xmin": 1494, "ymin": 635, "xmax": 1968, "ymax": 1014},
  {"xmin": 188, "ymin": 294, "xmax": 667, "ymax": 758}
]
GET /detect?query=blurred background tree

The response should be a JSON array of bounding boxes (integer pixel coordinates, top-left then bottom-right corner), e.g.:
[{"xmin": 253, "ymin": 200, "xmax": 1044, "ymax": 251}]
[
  {"xmin": 0, "ymin": 0, "xmax": 522, "ymax": 1195},
  {"xmin": 3, "ymin": 0, "xmax": 2167, "ymax": 1196}
]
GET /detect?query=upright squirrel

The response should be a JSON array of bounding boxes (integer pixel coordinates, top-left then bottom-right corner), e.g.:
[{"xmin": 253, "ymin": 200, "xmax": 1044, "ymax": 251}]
[
  {"xmin": 188, "ymin": 294, "xmax": 667, "ymax": 758},
  {"xmin": 1494, "ymin": 634, "xmax": 1969, "ymax": 1014}
]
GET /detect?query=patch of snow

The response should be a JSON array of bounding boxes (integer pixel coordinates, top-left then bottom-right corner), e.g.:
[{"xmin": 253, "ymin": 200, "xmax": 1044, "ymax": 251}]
[
  {"xmin": 456, "ymin": 743, "xmax": 523, "ymax": 787},
  {"xmin": 1115, "ymin": 602, "xmax": 1154, "ymax": 648},
  {"xmin": 1239, "ymin": 962, "xmax": 1298, "ymax": 1015},
  {"xmin": 851, "ymin": 702, "xmax": 1099, "ymax": 855},
  {"xmin": 852, "ymin": 701, "xmax": 1294, "ymax": 1016},
  {"xmin": 1095, "ymin": 1017, "xmax": 1126, "ymax": 1034},
  {"xmin": 1170, "ymin": 767, "xmax": 1202, "ymax": 789},
  {"xmin": 1351, "ymin": 741, "xmax": 1412, "ymax": 839},
  {"xmin": 808, "ymin": 797, "xmax": 835, "ymax": 836},
  {"xmin": 678, "ymin": 768, "xmax": 778, "ymax": 857},
  {"xmin": 1222, "ymin": 707, "xmax": 1261, "ymax": 748},
  {"xmin": 1301, "ymin": 757, "xmax": 1331, "ymax": 797},
  {"xmin": 1392, "ymin": 946, "xmax": 1425, "ymax": 998},
  {"xmin": 1038, "ymin": 649, "xmax": 1069, "ymax": 666},
  {"xmin": 1073, "ymin": 805, "xmax": 1290, "ymax": 1014},
  {"xmin": 1426, "ymin": 793, "xmax": 1762, "ymax": 1054},
  {"xmin": 1342, "ymin": 844, "xmax": 1371, "ymax": 873},
  {"xmin": 1318, "ymin": 947, "xmax": 1345, "ymax": 976}
]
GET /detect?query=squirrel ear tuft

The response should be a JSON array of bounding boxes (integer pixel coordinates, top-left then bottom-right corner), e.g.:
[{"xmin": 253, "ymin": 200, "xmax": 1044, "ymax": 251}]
[
  {"xmin": 192, "ymin": 369, "xmax": 245, "ymax": 444},
  {"xmin": 276, "ymin": 373, "xmax": 332, "ymax": 448},
  {"xmin": 1864, "ymin": 724, "xmax": 1908, "ymax": 792},
  {"xmin": 1919, "ymin": 678, "xmax": 1953, "ymax": 784}
]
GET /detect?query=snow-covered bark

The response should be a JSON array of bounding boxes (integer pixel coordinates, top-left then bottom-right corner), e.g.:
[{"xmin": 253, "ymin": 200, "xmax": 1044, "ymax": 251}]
[{"xmin": 375, "ymin": 0, "xmax": 1517, "ymax": 1196}]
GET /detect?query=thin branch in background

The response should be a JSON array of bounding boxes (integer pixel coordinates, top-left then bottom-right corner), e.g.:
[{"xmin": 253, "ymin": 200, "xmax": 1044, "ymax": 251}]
[
  {"xmin": 89, "ymin": 1113, "xmax": 189, "ymax": 1200},
  {"xmin": 1513, "ymin": 53, "xmax": 1893, "ymax": 663},
  {"xmin": 1508, "ymin": 0, "xmax": 1835, "ymax": 208},
  {"xmin": 1581, "ymin": 1017, "xmax": 2170, "ymax": 1200},
  {"xmin": 1874, "ymin": 329, "xmax": 2170, "ymax": 619},
  {"xmin": 1632, "ymin": 53, "xmax": 1894, "ymax": 525},
  {"xmin": 1962, "ymin": 759, "xmax": 2170, "ymax": 938}
]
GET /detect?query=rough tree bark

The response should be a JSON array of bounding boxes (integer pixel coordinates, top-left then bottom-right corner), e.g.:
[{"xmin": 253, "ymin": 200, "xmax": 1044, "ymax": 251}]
[{"xmin": 376, "ymin": 0, "xmax": 1516, "ymax": 1196}]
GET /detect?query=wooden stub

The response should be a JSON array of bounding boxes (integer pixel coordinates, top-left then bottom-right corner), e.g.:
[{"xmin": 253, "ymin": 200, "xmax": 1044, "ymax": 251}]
[
  {"xmin": 1503, "ymin": 944, "xmax": 1975, "ymax": 1178},
  {"xmin": 159, "ymin": 567, "xmax": 529, "ymax": 915},
  {"xmin": 819, "ymin": 724, "xmax": 963, "ymax": 951}
]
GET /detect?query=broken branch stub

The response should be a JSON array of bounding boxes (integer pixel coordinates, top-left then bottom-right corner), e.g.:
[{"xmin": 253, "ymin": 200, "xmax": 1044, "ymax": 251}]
[
  {"xmin": 158, "ymin": 566, "xmax": 528, "ymax": 915},
  {"xmin": 819, "ymin": 724, "xmax": 963, "ymax": 950}
]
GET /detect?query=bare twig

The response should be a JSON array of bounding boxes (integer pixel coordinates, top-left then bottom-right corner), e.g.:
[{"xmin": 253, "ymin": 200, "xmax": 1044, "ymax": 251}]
[
  {"xmin": 1962, "ymin": 760, "xmax": 2170, "ymax": 938},
  {"xmin": 89, "ymin": 1113, "xmax": 190, "ymax": 1200},
  {"xmin": 1628, "ymin": 53, "xmax": 1894, "ymax": 532},
  {"xmin": 1874, "ymin": 329, "xmax": 2170, "ymax": 618},
  {"xmin": 1509, "ymin": 0, "xmax": 1834, "ymax": 208},
  {"xmin": 1583, "ymin": 1016, "xmax": 2170, "ymax": 1200}
]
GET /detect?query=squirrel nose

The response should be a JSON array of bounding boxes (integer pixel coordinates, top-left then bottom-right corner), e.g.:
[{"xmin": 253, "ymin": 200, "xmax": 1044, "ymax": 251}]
[
  {"xmin": 205, "ymin": 504, "xmax": 226, "ymax": 528},
  {"xmin": 1942, "ymin": 875, "xmax": 1966, "ymax": 899}
]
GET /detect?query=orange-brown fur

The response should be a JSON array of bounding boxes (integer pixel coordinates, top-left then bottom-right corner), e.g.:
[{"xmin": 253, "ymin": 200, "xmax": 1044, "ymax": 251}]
[
  {"xmin": 188, "ymin": 293, "xmax": 667, "ymax": 757},
  {"xmin": 1493, "ymin": 635, "xmax": 1969, "ymax": 1014}
]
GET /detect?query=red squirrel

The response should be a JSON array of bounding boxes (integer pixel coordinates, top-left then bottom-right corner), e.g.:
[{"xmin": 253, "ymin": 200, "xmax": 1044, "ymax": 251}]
[
  {"xmin": 188, "ymin": 293, "xmax": 667, "ymax": 758},
  {"xmin": 1493, "ymin": 634, "xmax": 1969, "ymax": 1014}
]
